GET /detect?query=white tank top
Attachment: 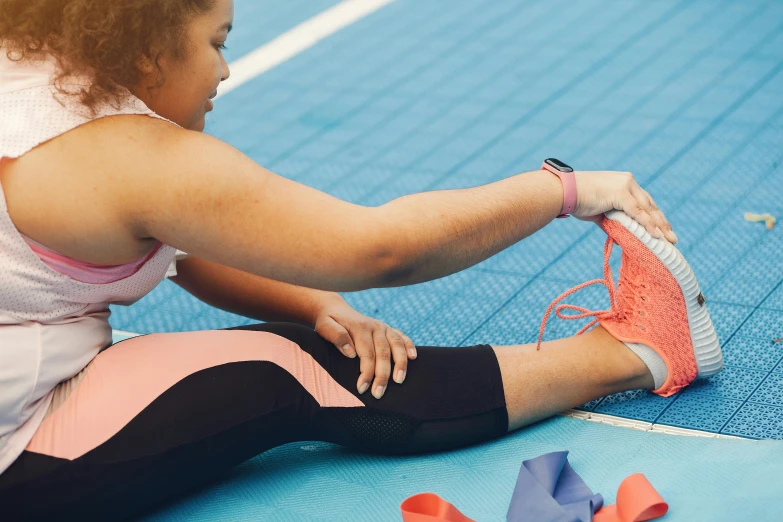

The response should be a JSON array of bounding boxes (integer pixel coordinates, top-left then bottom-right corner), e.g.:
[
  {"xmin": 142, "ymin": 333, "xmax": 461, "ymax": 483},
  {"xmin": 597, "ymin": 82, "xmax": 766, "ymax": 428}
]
[{"xmin": 0, "ymin": 51, "xmax": 182, "ymax": 474}]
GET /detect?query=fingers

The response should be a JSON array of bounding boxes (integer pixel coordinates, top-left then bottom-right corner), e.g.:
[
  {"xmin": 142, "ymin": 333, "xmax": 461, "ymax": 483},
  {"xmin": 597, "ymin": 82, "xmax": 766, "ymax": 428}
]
[
  {"xmin": 625, "ymin": 183, "xmax": 677, "ymax": 243},
  {"xmin": 623, "ymin": 180, "xmax": 664, "ymax": 239},
  {"xmin": 621, "ymin": 189, "xmax": 658, "ymax": 238},
  {"xmin": 318, "ymin": 317, "xmax": 356, "ymax": 358},
  {"xmin": 353, "ymin": 326, "xmax": 415, "ymax": 400},
  {"xmin": 355, "ymin": 329, "xmax": 376, "ymax": 396},
  {"xmin": 640, "ymin": 187, "xmax": 678, "ymax": 243},
  {"xmin": 387, "ymin": 329, "xmax": 410, "ymax": 385},
  {"xmin": 395, "ymin": 328, "xmax": 417, "ymax": 359},
  {"xmin": 370, "ymin": 329, "xmax": 392, "ymax": 399},
  {"xmin": 355, "ymin": 326, "xmax": 396, "ymax": 399}
]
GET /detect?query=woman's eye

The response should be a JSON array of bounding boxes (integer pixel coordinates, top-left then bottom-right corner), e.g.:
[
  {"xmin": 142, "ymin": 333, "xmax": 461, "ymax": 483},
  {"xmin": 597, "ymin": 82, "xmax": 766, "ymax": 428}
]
[{"xmin": 214, "ymin": 43, "xmax": 227, "ymax": 51}]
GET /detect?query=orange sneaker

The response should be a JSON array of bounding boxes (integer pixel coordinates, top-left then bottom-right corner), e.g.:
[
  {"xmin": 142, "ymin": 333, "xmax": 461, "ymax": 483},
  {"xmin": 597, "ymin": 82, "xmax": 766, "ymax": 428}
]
[{"xmin": 537, "ymin": 210, "xmax": 723, "ymax": 397}]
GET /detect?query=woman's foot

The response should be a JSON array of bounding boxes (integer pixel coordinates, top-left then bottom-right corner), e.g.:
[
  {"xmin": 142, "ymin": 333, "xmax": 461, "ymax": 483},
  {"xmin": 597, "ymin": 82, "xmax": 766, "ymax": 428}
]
[{"xmin": 538, "ymin": 210, "xmax": 723, "ymax": 397}]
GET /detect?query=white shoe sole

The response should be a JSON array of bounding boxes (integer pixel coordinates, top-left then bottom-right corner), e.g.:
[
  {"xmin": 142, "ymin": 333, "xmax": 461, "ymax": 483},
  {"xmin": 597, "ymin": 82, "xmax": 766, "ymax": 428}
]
[{"xmin": 604, "ymin": 210, "xmax": 724, "ymax": 379}]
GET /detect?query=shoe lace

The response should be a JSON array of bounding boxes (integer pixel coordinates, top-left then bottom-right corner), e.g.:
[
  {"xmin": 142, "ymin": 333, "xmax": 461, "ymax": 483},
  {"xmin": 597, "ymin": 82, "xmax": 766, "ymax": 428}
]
[{"xmin": 536, "ymin": 236, "xmax": 621, "ymax": 350}]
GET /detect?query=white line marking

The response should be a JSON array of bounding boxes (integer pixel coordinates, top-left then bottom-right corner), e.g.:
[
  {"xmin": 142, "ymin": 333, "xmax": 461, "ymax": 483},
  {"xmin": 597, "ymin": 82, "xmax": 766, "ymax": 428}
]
[
  {"xmin": 561, "ymin": 409, "xmax": 744, "ymax": 439},
  {"xmin": 216, "ymin": 0, "xmax": 396, "ymax": 99}
]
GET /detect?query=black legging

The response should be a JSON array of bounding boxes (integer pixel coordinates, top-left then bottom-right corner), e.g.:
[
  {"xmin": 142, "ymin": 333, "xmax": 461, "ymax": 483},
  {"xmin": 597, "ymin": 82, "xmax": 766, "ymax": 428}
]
[{"xmin": 0, "ymin": 323, "xmax": 508, "ymax": 521}]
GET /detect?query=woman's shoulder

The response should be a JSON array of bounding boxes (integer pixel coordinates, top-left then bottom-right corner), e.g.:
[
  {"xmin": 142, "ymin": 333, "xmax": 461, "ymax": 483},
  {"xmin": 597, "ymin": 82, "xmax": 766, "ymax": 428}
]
[{"xmin": 0, "ymin": 113, "xmax": 193, "ymax": 264}]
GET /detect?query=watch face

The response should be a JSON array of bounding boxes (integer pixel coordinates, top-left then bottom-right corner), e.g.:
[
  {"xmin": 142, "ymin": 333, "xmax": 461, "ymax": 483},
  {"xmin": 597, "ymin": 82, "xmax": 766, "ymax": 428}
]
[{"xmin": 545, "ymin": 158, "xmax": 573, "ymax": 173}]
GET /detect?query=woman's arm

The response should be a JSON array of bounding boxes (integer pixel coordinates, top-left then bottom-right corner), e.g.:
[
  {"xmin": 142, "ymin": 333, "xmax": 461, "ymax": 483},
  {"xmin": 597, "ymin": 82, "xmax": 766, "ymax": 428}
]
[
  {"xmin": 170, "ymin": 255, "xmax": 344, "ymax": 327},
  {"xmin": 172, "ymin": 255, "xmax": 420, "ymax": 399},
  {"xmin": 108, "ymin": 117, "xmax": 670, "ymax": 292},
  {"xmin": 115, "ymin": 118, "xmax": 563, "ymax": 290}
]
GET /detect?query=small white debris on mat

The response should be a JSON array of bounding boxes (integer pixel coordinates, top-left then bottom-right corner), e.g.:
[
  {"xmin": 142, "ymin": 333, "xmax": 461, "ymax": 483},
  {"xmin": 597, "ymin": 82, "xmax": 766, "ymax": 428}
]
[{"xmin": 744, "ymin": 212, "xmax": 776, "ymax": 229}]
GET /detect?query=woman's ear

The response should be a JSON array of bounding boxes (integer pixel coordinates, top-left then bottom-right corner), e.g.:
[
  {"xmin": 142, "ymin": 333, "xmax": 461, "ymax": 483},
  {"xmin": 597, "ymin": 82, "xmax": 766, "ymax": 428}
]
[
  {"xmin": 135, "ymin": 54, "xmax": 156, "ymax": 75},
  {"xmin": 135, "ymin": 53, "xmax": 163, "ymax": 88}
]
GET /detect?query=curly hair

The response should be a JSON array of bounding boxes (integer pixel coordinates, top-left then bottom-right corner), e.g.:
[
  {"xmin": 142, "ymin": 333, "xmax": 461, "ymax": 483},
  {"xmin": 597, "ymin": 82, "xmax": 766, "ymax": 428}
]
[{"xmin": 0, "ymin": 0, "xmax": 215, "ymax": 110}]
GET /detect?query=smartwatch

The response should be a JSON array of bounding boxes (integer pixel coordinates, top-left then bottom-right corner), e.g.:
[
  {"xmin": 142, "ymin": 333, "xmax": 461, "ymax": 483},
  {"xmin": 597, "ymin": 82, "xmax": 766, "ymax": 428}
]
[{"xmin": 541, "ymin": 158, "xmax": 577, "ymax": 218}]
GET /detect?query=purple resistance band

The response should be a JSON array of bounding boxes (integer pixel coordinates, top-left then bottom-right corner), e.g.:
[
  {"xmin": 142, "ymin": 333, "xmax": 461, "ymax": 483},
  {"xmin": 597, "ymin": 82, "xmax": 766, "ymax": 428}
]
[{"xmin": 507, "ymin": 451, "xmax": 603, "ymax": 522}]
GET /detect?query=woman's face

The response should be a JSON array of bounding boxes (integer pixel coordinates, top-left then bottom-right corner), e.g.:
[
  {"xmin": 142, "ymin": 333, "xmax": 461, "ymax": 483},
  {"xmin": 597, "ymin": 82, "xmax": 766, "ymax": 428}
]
[{"xmin": 133, "ymin": 0, "xmax": 233, "ymax": 131}]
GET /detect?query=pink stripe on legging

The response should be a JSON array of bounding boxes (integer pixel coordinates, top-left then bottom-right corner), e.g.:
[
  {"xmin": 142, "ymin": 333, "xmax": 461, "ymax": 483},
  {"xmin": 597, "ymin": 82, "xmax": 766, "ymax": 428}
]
[{"xmin": 26, "ymin": 330, "xmax": 364, "ymax": 460}]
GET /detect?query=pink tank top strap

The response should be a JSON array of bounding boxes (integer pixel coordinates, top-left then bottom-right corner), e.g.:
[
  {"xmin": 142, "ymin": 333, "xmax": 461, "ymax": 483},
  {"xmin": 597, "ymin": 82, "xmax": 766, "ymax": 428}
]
[{"xmin": 21, "ymin": 234, "xmax": 163, "ymax": 284}]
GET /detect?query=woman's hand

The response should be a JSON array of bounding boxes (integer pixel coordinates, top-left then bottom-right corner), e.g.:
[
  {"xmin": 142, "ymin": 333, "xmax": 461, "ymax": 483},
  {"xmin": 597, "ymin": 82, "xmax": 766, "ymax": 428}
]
[
  {"xmin": 572, "ymin": 171, "xmax": 678, "ymax": 243},
  {"xmin": 314, "ymin": 300, "xmax": 417, "ymax": 400}
]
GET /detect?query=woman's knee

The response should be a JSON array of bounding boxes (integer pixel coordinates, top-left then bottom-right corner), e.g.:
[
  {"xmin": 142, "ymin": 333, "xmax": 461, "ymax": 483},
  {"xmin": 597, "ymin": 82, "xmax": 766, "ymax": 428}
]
[
  {"xmin": 224, "ymin": 322, "xmax": 360, "ymax": 385},
  {"xmin": 225, "ymin": 322, "xmax": 332, "ymax": 355}
]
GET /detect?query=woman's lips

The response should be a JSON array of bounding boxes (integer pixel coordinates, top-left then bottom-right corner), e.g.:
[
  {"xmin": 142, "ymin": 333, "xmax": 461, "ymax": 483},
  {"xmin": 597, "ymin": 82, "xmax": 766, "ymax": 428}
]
[{"xmin": 205, "ymin": 98, "xmax": 214, "ymax": 111}]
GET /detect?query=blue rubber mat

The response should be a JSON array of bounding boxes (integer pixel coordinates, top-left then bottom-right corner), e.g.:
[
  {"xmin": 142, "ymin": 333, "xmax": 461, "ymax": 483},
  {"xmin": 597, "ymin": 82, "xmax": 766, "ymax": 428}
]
[
  {"xmin": 136, "ymin": 415, "xmax": 783, "ymax": 521},
  {"xmin": 111, "ymin": 0, "xmax": 783, "ymax": 441}
]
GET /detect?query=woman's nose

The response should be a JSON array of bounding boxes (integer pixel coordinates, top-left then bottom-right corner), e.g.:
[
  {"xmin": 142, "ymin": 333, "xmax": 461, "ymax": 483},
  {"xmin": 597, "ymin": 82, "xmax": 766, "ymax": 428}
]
[{"xmin": 221, "ymin": 56, "xmax": 230, "ymax": 82}]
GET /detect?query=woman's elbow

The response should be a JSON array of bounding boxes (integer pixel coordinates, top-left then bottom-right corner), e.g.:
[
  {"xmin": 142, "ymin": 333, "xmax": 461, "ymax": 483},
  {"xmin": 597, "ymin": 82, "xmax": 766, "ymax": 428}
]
[
  {"xmin": 349, "ymin": 206, "xmax": 417, "ymax": 289},
  {"xmin": 366, "ymin": 240, "xmax": 416, "ymax": 289}
]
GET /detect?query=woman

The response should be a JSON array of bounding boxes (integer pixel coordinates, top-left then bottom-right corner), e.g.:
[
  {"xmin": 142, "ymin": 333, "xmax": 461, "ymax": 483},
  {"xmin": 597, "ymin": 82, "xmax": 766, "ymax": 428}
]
[{"xmin": 0, "ymin": 0, "xmax": 722, "ymax": 519}]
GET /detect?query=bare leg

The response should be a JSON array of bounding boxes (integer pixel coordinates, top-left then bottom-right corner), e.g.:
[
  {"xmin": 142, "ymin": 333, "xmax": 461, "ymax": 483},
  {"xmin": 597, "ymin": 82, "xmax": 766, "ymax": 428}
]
[{"xmin": 492, "ymin": 325, "xmax": 655, "ymax": 432}]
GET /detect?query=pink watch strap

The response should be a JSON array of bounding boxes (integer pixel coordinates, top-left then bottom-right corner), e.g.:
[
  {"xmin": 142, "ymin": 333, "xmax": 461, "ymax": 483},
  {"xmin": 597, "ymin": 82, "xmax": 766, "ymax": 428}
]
[{"xmin": 541, "ymin": 161, "xmax": 577, "ymax": 218}]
